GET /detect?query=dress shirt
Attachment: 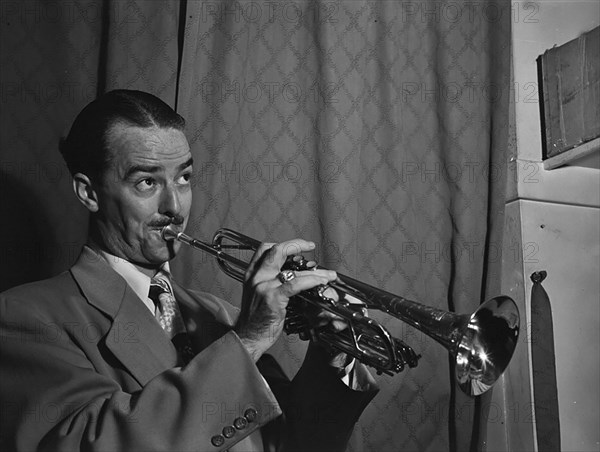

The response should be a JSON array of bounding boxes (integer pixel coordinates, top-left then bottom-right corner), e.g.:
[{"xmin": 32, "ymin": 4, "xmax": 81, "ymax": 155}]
[{"xmin": 96, "ymin": 248, "xmax": 168, "ymax": 315}]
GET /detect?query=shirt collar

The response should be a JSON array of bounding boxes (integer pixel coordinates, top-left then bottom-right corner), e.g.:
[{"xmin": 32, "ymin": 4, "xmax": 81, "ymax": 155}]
[{"xmin": 95, "ymin": 248, "xmax": 171, "ymax": 313}]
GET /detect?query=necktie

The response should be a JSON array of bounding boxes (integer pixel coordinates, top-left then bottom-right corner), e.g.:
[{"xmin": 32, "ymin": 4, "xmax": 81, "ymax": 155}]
[{"xmin": 149, "ymin": 273, "xmax": 195, "ymax": 365}]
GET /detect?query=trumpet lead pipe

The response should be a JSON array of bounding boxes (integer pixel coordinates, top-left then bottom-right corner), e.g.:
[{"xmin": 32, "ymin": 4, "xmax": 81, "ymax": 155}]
[
  {"xmin": 161, "ymin": 225, "xmax": 254, "ymax": 274},
  {"xmin": 162, "ymin": 225, "xmax": 221, "ymax": 256}
]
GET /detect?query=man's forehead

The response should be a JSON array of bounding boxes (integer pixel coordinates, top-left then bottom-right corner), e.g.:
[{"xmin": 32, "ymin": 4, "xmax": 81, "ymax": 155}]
[{"xmin": 107, "ymin": 124, "xmax": 191, "ymax": 166}]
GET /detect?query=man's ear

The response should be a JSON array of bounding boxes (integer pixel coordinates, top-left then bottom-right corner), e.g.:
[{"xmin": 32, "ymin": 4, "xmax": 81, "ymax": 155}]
[{"xmin": 73, "ymin": 173, "xmax": 99, "ymax": 212}]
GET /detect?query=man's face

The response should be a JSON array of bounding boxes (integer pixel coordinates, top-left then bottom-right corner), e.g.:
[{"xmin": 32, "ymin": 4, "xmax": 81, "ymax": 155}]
[{"xmin": 92, "ymin": 124, "xmax": 193, "ymax": 266}]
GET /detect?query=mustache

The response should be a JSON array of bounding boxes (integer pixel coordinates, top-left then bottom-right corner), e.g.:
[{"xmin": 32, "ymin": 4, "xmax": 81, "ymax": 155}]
[{"xmin": 149, "ymin": 216, "xmax": 185, "ymax": 228}]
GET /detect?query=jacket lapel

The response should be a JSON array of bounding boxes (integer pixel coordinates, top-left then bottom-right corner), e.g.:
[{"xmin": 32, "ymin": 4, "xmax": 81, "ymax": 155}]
[{"xmin": 70, "ymin": 247, "xmax": 177, "ymax": 386}]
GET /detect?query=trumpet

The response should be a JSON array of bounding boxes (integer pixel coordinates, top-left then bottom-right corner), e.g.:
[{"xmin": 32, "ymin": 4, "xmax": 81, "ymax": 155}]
[{"xmin": 162, "ymin": 225, "xmax": 519, "ymax": 397}]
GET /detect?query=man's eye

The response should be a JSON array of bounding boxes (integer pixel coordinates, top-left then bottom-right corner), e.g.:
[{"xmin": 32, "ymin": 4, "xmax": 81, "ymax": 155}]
[
  {"xmin": 136, "ymin": 178, "xmax": 156, "ymax": 191},
  {"xmin": 178, "ymin": 172, "xmax": 192, "ymax": 184}
]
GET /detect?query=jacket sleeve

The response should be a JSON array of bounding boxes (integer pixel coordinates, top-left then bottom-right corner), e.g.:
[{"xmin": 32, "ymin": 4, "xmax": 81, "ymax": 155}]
[
  {"xmin": 257, "ymin": 345, "xmax": 379, "ymax": 452},
  {"xmin": 0, "ymin": 294, "xmax": 281, "ymax": 452},
  {"xmin": 284, "ymin": 344, "xmax": 378, "ymax": 452}
]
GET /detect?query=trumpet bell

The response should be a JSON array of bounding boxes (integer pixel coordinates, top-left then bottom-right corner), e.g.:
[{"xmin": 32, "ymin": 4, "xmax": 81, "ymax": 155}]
[{"xmin": 456, "ymin": 296, "xmax": 519, "ymax": 396}]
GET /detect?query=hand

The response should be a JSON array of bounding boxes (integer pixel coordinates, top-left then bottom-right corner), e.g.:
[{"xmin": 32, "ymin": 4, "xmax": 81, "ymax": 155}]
[
  {"xmin": 298, "ymin": 286, "xmax": 363, "ymax": 371},
  {"xmin": 306, "ymin": 307, "xmax": 354, "ymax": 370},
  {"xmin": 235, "ymin": 238, "xmax": 337, "ymax": 362}
]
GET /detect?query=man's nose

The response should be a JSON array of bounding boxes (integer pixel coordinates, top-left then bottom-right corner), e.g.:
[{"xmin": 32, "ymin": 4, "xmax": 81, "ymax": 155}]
[{"xmin": 159, "ymin": 184, "xmax": 181, "ymax": 217}]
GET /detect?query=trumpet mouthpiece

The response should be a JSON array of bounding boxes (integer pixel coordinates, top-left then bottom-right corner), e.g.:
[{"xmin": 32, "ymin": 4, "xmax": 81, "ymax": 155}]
[{"xmin": 162, "ymin": 225, "xmax": 179, "ymax": 242}]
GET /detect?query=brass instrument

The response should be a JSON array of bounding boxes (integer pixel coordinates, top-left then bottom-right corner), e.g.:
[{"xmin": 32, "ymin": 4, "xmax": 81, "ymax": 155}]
[{"xmin": 162, "ymin": 225, "xmax": 520, "ymax": 397}]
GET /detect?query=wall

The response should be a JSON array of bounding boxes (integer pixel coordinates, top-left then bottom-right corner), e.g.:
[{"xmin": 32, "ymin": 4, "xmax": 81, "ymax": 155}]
[{"xmin": 488, "ymin": 2, "xmax": 600, "ymax": 451}]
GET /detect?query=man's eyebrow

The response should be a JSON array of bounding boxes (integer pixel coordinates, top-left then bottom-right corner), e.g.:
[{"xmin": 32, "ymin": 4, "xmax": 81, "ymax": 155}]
[
  {"xmin": 178, "ymin": 157, "xmax": 194, "ymax": 171},
  {"xmin": 124, "ymin": 158, "xmax": 193, "ymax": 179},
  {"xmin": 124, "ymin": 164, "xmax": 162, "ymax": 179}
]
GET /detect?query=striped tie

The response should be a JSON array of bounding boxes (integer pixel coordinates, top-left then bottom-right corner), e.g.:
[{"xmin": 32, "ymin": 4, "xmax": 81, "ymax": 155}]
[{"xmin": 149, "ymin": 273, "xmax": 195, "ymax": 364}]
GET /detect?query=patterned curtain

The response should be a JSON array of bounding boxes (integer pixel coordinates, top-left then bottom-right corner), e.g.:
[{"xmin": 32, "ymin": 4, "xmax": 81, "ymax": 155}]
[
  {"xmin": 1, "ymin": 1, "xmax": 511, "ymax": 450},
  {"xmin": 175, "ymin": 1, "xmax": 511, "ymax": 451}
]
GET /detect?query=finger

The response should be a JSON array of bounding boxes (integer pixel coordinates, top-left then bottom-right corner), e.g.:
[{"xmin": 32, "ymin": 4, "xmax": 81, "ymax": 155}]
[
  {"xmin": 315, "ymin": 310, "xmax": 344, "ymax": 320},
  {"xmin": 311, "ymin": 314, "xmax": 347, "ymax": 330},
  {"xmin": 313, "ymin": 310, "xmax": 347, "ymax": 330},
  {"xmin": 253, "ymin": 239, "xmax": 316, "ymax": 280},
  {"xmin": 278, "ymin": 274, "xmax": 330, "ymax": 298},
  {"xmin": 245, "ymin": 242, "xmax": 275, "ymax": 281},
  {"xmin": 330, "ymin": 318, "xmax": 348, "ymax": 331},
  {"xmin": 276, "ymin": 270, "xmax": 336, "ymax": 298},
  {"xmin": 240, "ymin": 279, "xmax": 291, "ymax": 321},
  {"xmin": 293, "ymin": 269, "xmax": 337, "ymax": 282},
  {"xmin": 254, "ymin": 279, "xmax": 288, "ymax": 305}
]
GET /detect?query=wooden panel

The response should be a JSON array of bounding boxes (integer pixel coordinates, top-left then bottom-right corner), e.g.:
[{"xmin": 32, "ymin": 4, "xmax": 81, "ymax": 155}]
[{"xmin": 539, "ymin": 26, "xmax": 600, "ymax": 158}]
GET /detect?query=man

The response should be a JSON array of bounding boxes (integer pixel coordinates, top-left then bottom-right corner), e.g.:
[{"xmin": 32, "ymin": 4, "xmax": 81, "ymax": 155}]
[{"xmin": 0, "ymin": 90, "xmax": 377, "ymax": 451}]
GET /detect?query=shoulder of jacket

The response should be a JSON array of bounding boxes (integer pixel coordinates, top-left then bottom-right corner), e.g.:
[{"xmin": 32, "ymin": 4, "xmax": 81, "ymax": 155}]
[{"xmin": 0, "ymin": 271, "xmax": 84, "ymax": 322}]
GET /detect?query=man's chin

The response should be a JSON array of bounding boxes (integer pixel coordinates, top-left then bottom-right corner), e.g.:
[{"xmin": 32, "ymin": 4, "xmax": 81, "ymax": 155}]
[{"xmin": 142, "ymin": 242, "xmax": 180, "ymax": 266}]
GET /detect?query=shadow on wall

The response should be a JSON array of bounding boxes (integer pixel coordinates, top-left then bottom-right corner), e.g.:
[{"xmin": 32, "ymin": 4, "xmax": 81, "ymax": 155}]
[{"xmin": 0, "ymin": 168, "xmax": 87, "ymax": 292}]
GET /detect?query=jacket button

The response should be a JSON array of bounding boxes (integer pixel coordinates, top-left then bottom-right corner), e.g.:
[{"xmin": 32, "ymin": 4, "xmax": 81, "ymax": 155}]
[
  {"xmin": 233, "ymin": 416, "xmax": 248, "ymax": 430},
  {"xmin": 222, "ymin": 425, "xmax": 236, "ymax": 438},
  {"xmin": 211, "ymin": 434, "xmax": 225, "ymax": 447},
  {"xmin": 244, "ymin": 408, "xmax": 258, "ymax": 422}
]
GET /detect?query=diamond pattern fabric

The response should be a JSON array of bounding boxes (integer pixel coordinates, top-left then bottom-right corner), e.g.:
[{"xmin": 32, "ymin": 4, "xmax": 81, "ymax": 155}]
[{"xmin": 101, "ymin": 0, "xmax": 180, "ymax": 100}]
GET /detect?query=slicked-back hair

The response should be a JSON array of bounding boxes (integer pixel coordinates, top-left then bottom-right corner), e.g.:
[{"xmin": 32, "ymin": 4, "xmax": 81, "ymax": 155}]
[{"xmin": 59, "ymin": 90, "xmax": 185, "ymax": 181}]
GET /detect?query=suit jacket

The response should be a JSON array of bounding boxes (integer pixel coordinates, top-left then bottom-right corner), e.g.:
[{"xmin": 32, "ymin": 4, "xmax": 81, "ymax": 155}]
[{"xmin": 0, "ymin": 247, "xmax": 377, "ymax": 452}]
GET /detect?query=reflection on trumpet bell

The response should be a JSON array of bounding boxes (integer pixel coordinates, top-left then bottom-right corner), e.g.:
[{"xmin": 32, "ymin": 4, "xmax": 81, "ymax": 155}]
[
  {"xmin": 453, "ymin": 296, "xmax": 519, "ymax": 396},
  {"xmin": 162, "ymin": 225, "xmax": 520, "ymax": 397}
]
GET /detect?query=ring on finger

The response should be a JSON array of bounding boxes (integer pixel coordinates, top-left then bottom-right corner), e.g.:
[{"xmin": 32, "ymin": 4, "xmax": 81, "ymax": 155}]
[{"xmin": 277, "ymin": 270, "xmax": 295, "ymax": 284}]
